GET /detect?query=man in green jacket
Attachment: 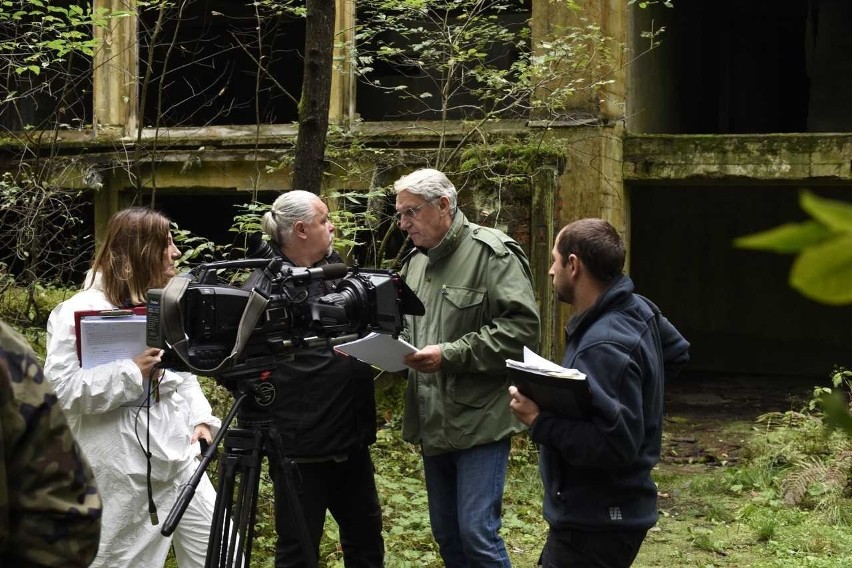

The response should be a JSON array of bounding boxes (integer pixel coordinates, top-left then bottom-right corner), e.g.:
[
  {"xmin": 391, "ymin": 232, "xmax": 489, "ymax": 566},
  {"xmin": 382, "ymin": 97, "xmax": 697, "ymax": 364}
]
[{"xmin": 395, "ymin": 168, "xmax": 541, "ymax": 567}]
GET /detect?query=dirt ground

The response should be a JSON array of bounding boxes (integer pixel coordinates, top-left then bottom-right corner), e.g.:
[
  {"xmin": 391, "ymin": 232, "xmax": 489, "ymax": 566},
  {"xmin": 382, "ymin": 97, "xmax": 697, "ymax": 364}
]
[{"xmin": 661, "ymin": 372, "xmax": 819, "ymax": 468}]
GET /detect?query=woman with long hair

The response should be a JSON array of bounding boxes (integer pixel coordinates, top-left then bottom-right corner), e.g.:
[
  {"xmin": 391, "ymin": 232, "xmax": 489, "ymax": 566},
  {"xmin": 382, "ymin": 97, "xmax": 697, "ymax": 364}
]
[{"xmin": 45, "ymin": 207, "xmax": 220, "ymax": 568}]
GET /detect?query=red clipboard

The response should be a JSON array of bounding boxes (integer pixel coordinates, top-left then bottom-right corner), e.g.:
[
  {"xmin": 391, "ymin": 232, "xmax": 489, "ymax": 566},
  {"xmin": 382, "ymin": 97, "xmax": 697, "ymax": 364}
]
[{"xmin": 74, "ymin": 307, "xmax": 147, "ymax": 365}]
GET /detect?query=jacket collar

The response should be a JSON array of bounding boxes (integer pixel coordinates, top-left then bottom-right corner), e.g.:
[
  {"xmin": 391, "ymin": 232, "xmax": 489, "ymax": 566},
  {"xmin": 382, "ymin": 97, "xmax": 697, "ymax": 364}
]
[
  {"xmin": 419, "ymin": 210, "xmax": 468, "ymax": 264},
  {"xmin": 565, "ymin": 274, "xmax": 634, "ymax": 340}
]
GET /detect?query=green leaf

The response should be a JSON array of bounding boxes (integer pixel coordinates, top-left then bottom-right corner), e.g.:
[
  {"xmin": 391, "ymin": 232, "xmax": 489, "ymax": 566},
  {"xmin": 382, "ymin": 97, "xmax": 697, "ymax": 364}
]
[
  {"xmin": 733, "ymin": 221, "xmax": 832, "ymax": 253},
  {"xmin": 800, "ymin": 190, "xmax": 852, "ymax": 234},
  {"xmin": 789, "ymin": 234, "xmax": 852, "ymax": 305},
  {"xmin": 820, "ymin": 391, "xmax": 852, "ymax": 436}
]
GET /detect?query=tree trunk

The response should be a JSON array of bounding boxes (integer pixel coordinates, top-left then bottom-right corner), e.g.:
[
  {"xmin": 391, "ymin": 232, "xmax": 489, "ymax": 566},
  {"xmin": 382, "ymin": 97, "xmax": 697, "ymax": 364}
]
[{"xmin": 293, "ymin": 0, "xmax": 335, "ymax": 195}]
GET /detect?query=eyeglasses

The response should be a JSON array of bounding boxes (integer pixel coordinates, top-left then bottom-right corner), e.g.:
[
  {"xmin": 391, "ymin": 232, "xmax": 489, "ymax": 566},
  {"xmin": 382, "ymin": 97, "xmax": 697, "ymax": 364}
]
[{"xmin": 393, "ymin": 198, "xmax": 436, "ymax": 223}]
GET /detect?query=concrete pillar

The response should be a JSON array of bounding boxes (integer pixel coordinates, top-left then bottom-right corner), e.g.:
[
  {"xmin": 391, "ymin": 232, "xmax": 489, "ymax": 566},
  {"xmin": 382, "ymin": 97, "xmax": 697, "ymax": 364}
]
[
  {"xmin": 92, "ymin": 0, "xmax": 138, "ymax": 136},
  {"xmin": 330, "ymin": 0, "xmax": 355, "ymax": 125},
  {"xmin": 91, "ymin": 0, "xmax": 139, "ymax": 239},
  {"xmin": 529, "ymin": 1, "xmax": 630, "ymax": 353}
]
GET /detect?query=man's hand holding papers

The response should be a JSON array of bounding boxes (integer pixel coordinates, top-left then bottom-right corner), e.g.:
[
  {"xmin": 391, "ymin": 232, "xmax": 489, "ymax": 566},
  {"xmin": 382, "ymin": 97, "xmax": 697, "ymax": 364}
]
[
  {"xmin": 507, "ymin": 346, "xmax": 592, "ymax": 419},
  {"xmin": 334, "ymin": 332, "xmax": 417, "ymax": 372}
]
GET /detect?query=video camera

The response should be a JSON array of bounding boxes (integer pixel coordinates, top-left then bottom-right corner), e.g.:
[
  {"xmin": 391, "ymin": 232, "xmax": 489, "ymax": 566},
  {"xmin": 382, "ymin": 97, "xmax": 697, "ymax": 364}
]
[{"xmin": 145, "ymin": 255, "xmax": 424, "ymax": 390}]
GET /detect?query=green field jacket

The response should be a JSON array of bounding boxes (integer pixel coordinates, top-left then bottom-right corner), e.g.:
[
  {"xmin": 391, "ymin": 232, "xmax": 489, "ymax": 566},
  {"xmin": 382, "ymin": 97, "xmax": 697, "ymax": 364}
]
[{"xmin": 400, "ymin": 211, "xmax": 541, "ymax": 456}]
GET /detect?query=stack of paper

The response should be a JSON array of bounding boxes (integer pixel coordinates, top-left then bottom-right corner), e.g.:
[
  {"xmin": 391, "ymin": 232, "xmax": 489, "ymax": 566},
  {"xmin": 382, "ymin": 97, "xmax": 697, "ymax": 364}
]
[
  {"xmin": 80, "ymin": 314, "xmax": 148, "ymax": 369},
  {"xmin": 506, "ymin": 346, "xmax": 586, "ymax": 380},
  {"xmin": 506, "ymin": 346, "xmax": 591, "ymax": 417},
  {"xmin": 334, "ymin": 332, "xmax": 417, "ymax": 372}
]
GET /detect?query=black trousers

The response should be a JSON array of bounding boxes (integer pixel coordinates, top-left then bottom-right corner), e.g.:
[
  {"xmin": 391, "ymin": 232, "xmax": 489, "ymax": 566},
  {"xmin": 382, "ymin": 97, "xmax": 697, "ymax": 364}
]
[
  {"xmin": 270, "ymin": 446, "xmax": 384, "ymax": 568},
  {"xmin": 539, "ymin": 526, "xmax": 648, "ymax": 568}
]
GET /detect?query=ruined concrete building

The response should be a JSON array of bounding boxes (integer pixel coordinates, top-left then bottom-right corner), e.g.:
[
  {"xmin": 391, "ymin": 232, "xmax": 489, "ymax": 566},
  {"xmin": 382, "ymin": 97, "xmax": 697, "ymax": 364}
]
[{"xmin": 2, "ymin": 0, "xmax": 850, "ymax": 376}]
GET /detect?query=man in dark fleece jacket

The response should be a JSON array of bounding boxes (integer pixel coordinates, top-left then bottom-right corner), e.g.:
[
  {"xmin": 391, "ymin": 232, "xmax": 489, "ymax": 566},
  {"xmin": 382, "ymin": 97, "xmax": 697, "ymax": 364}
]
[{"xmin": 509, "ymin": 218, "xmax": 690, "ymax": 568}]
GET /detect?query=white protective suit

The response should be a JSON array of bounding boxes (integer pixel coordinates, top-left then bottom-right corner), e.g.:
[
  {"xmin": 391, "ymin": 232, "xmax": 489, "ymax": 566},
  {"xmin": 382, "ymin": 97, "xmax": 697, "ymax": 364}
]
[{"xmin": 44, "ymin": 279, "xmax": 221, "ymax": 568}]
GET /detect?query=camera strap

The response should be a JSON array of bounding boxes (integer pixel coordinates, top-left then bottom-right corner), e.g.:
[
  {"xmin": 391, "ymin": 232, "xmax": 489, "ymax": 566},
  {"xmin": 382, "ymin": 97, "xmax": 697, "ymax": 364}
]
[{"xmin": 159, "ymin": 275, "xmax": 270, "ymax": 375}]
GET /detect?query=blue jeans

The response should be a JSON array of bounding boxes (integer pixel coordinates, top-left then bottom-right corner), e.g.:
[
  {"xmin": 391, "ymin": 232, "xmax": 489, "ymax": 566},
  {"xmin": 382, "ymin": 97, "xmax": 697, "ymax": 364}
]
[{"xmin": 422, "ymin": 439, "xmax": 512, "ymax": 568}]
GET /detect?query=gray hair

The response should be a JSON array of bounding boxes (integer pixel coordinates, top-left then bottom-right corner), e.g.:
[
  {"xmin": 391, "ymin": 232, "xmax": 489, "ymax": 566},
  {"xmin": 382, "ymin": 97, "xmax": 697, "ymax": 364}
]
[
  {"xmin": 393, "ymin": 168, "xmax": 458, "ymax": 214},
  {"xmin": 261, "ymin": 190, "xmax": 322, "ymax": 247}
]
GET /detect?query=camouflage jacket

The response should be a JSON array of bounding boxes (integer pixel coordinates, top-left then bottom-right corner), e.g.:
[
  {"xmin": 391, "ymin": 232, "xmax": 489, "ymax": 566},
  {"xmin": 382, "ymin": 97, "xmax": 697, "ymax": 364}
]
[{"xmin": 0, "ymin": 321, "xmax": 102, "ymax": 567}]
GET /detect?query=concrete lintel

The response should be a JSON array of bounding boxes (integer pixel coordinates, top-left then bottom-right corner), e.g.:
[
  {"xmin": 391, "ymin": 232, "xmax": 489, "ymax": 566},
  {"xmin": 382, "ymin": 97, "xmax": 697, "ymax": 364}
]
[
  {"xmin": 0, "ymin": 120, "xmax": 533, "ymax": 153},
  {"xmin": 43, "ymin": 147, "xmax": 394, "ymax": 193},
  {"xmin": 624, "ymin": 133, "xmax": 852, "ymax": 183}
]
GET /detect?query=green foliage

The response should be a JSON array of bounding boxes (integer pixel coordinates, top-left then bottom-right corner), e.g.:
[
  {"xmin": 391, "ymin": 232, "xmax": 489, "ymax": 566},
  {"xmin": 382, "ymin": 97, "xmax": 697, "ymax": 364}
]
[
  {"xmin": 648, "ymin": 393, "xmax": 852, "ymax": 567},
  {"xmin": 0, "ymin": 171, "xmax": 91, "ymax": 329},
  {"xmin": 356, "ymin": 0, "xmax": 613, "ymax": 120},
  {"xmin": 524, "ymin": 18, "xmax": 618, "ymax": 119},
  {"xmin": 629, "ymin": 0, "xmax": 675, "ymax": 9},
  {"xmin": 460, "ymin": 136, "xmax": 565, "ymax": 177},
  {"xmin": 737, "ymin": 385, "xmax": 851, "ymax": 526},
  {"xmin": 355, "ymin": 0, "xmax": 624, "ymax": 167},
  {"xmin": 171, "ymin": 226, "xmax": 225, "ymax": 266},
  {"xmin": 327, "ymin": 187, "xmax": 394, "ymax": 266},
  {"xmin": 372, "ymin": 425, "xmax": 440, "ymax": 564},
  {"xmin": 253, "ymin": 0, "xmax": 304, "ymax": 19},
  {"xmin": 819, "ymin": 368, "xmax": 852, "ymax": 436},
  {"xmin": 229, "ymin": 202, "xmax": 268, "ymax": 239},
  {"xmin": 734, "ymin": 191, "xmax": 852, "ymax": 305},
  {"xmin": 0, "ymin": 0, "xmax": 126, "ymax": 133},
  {"xmin": 0, "ymin": 282, "xmax": 69, "ymax": 356},
  {"xmin": 0, "ymin": 1, "xmax": 120, "ymax": 74},
  {"xmin": 744, "ymin": 509, "xmax": 779, "ymax": 542},
  {"xmin": 358, "ymin": 0, "xmax": 520, "ymax": 87}
]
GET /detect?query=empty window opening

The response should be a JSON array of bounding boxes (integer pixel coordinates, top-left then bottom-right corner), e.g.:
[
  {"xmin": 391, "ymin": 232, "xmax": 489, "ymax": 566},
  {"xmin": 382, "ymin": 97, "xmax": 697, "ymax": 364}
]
[
  {"xmin": 355, "ymin": 0, "xmax": 531, "ymax": 121},
  {"xmin": 138, "ymin": 1, "xmax": 304, "ymax": 127},
  {"xmin": 630, "ymin": 0, "xmax": 852, "ymax": 134}
]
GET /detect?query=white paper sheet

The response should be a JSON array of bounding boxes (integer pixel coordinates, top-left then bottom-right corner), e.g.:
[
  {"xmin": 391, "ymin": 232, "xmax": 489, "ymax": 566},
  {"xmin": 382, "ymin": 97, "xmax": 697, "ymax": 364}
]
[
  {"xmin": 79, "ymin": 315, "xmax": 148, "ymax": 369},
  {"xmin": 334, "ymin": 332, "xmax": 417, "ymax": 372},
  {"xmin": 505, "ymin": 346, "xmax": 586, "ymax": 380}
]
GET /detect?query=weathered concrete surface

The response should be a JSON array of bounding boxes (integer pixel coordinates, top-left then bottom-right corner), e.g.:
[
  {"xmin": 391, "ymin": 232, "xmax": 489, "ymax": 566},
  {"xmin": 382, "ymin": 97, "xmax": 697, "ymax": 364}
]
[{"xmin": 624, "ymin": 134, "xmax": 852, "ymax": 182}]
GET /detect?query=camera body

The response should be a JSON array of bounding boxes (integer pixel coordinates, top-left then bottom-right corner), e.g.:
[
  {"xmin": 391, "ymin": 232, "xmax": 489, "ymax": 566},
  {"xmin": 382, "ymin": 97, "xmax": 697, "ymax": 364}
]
[{"xmin": 146, "ymin": 257, "xmax": 423, "ymax": 381}]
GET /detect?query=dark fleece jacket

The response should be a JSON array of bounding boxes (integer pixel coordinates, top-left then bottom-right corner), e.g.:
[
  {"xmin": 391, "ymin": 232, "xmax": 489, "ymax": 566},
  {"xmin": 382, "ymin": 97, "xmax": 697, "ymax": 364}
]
[{"xmin": 531, "ymin": 275, "xmax": 690, "ymax": 531}]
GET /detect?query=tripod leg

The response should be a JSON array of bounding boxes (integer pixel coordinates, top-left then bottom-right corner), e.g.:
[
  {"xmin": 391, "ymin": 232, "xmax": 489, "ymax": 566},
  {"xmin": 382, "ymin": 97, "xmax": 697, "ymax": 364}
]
[
  {"xmin": 230, "ymin": 431, "xmax": 264, "ymax": 568},
  {"xmin": 205, "ymin": 428, "xmax": 265, "ymax": 568},
  {"xmin": 164, "ymin": 394, "xmax": 249, "ymax": 538}
]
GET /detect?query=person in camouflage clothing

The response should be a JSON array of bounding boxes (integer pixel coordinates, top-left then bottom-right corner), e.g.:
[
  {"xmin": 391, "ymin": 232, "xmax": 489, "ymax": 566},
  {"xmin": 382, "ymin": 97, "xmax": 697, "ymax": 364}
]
[{"xmin": 0, "ymin": 320, "xmax": 101, "ymax": 567}]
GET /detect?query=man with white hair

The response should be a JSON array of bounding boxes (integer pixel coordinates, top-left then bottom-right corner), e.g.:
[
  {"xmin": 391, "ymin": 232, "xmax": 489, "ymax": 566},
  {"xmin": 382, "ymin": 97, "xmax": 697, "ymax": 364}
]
[
  {"xmin": 256, "ymin": 190, "xmax": 384, "ymax": 568},
  {"xmin": 394, "ymin": 169, "xmax": 541, "ymax": 567}
]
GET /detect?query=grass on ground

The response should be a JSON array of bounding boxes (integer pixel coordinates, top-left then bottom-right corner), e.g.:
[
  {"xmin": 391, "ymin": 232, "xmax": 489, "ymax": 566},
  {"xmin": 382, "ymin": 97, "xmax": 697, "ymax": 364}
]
[{"xmin": 186, "ymin": 377, "xmax": 850, "ymax": 568}]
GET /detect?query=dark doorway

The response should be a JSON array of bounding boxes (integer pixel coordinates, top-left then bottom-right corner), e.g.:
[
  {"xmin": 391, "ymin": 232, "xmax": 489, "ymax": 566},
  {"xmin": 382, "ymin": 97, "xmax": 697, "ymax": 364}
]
[{"xmin": 629, "ymin": 183, "xmax": 852, "ymax": 378}]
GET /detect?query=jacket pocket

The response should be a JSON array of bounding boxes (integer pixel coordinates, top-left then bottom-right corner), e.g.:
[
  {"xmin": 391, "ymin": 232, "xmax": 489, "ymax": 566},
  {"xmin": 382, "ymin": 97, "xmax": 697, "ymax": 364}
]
[
  {"xmin": 449, "ymin": 373, "xmax": 495, "ymax": 408},
  {"xmin": 441, "ymin": 286, "xmax": 485, "ymax": 341}
]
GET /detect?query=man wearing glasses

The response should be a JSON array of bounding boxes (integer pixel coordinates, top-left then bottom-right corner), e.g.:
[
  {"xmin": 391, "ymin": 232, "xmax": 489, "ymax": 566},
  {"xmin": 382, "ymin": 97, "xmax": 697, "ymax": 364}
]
[{"xmin": 393, "ymin": 168, "xmax": 541, "ymax": 567}]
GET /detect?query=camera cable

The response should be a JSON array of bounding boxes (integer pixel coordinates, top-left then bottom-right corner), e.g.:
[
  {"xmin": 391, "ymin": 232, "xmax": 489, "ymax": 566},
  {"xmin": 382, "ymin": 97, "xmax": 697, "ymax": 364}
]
[{"xmin": 133, "ymin": 365, "xmax": 165, "ymax": 525}]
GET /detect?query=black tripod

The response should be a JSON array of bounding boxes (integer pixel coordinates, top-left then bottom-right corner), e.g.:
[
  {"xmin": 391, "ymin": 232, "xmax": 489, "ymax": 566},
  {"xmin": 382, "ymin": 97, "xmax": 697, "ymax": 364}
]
[{"xmin": 162, "ymin": 380, "xmax": 317, "ymax": 568}]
